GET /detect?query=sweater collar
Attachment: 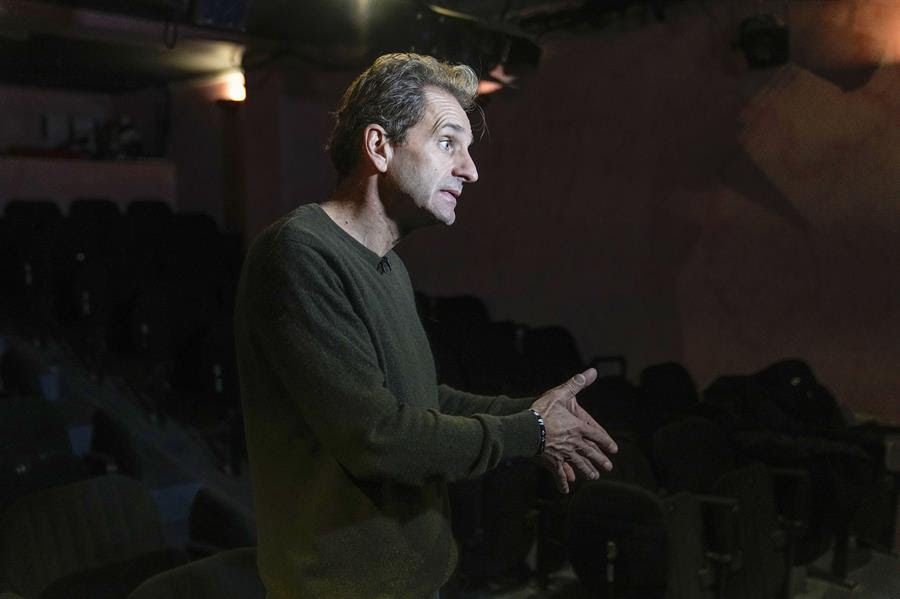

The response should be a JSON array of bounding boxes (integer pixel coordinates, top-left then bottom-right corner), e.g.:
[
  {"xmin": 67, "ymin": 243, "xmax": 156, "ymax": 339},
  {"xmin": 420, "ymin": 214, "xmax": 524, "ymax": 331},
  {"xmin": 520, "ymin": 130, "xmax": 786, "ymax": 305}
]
[{"xmin": 310, "ymin": 203, "xmax": 391, "ymax": 271}]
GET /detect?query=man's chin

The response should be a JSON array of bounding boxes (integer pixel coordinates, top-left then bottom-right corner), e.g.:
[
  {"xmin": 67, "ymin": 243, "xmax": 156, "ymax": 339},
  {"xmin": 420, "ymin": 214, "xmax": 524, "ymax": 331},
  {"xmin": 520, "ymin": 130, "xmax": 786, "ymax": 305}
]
[{"xmin": 427, "ymin": 209, "xmax": 456, "ymax": 227}]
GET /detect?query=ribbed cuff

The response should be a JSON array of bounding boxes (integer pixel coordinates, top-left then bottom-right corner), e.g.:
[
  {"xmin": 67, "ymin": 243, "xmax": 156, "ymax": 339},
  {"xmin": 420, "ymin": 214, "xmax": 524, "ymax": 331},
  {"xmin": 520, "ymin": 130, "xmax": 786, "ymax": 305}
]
[{"xmin": 500, "ymin": 410, "xmax": 543, "ymax": 459}]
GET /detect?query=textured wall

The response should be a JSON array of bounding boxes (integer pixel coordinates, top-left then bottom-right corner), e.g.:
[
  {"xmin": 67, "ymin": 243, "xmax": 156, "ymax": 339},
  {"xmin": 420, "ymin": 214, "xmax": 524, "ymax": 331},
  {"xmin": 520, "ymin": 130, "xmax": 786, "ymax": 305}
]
[{"xmin": 394, "ymin": 7, "xmax": 900, "ymax": 423}]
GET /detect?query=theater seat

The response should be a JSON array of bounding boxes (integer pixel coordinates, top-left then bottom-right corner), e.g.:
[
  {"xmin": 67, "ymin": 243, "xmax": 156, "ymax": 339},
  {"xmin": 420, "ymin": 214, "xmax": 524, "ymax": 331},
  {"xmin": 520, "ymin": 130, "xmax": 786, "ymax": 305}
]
[
  {"xmin": 0, "ymin": 475, "xmax": 186, "ymax": 598},
  {"xmin": 38, "ymin": 547, "xmax": 188, "ymax": 599},
  {"xmin": 187, "ymin": 487, "xmax": 256, "ymax": 559},
  {"xmin": 565, "ymin": 436, "xmax": 728, "ymax": 599},
  {"xmin": 0, "ymin": 396, "xmax": 87, "ymax": 511},
  {"xmin": 126, "ymin": 547, "xmax": 263, "ymax": 599},
  {"xmin": 652, "ymin": 417, "xmax": 796, "ymax": 599},
  {"xmin": 567, "ymin": 480, "xmax": 716, "ymax": 599}
]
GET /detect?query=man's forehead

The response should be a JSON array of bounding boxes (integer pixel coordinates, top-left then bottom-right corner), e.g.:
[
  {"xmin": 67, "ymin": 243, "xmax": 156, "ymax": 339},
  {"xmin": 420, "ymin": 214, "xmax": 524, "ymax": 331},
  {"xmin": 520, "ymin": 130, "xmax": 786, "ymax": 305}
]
[{"xmin": 423, "ymin": 87, "xmax": 473, "ymax": 140}]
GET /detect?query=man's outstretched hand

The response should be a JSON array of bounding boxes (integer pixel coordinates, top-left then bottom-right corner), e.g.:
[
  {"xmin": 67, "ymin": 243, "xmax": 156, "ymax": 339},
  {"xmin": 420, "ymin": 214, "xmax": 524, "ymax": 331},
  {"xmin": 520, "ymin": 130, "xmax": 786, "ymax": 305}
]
[{"xmin": 529, "ymin": 368, "xmax": 618, "ymax": 494}]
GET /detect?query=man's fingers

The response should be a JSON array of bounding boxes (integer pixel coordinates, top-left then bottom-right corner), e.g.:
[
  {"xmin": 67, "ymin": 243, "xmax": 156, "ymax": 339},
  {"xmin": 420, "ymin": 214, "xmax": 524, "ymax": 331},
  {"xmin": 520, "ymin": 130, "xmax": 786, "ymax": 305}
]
[
  {"xmin": 563, "ymin": 462, "xmax": 576, "ymax": 484},
  {"xmin": 555, "ymin": 461, "xmax": 571, "ymax": 494},
  {"xmin": 567, "ymin": 450, "xmax": 600, "ymax": 480},
  {"xmin": 561, "ymin": 367, "xmax": 597, "ymax": 395},
  {"xmin": 578, "ymin": 421, "xmax": 618, "ymax": 455},
  {"xmin": 577, "ymin": 441, "xmax": 614, "ymax": 473}
]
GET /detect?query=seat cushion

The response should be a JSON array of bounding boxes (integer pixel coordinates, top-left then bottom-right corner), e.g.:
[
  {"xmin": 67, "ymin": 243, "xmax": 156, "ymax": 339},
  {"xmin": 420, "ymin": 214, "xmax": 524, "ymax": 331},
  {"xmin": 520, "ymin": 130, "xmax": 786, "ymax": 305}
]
[
  {"xmin": 126, "ymin": 547, "xmax": 263, "ymax": 599},
  {"xmin": 0, "ymin": 475, "xmax": 167, "ymax": 597}
]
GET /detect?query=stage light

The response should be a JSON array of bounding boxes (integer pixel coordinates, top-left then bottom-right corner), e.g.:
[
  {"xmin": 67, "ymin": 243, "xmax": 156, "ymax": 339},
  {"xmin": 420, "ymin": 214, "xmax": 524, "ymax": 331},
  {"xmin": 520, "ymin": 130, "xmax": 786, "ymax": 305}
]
[
  {"xmin": 476, "ymin": 64, "xmax": 517, "ymax": 96},
  {"xmin": 223, "ymin": 69, "xmax": 246, "ymax": 102},
  {"xmin": 477, "ymin": 79, "xmax": 503, "ymax": 95}
]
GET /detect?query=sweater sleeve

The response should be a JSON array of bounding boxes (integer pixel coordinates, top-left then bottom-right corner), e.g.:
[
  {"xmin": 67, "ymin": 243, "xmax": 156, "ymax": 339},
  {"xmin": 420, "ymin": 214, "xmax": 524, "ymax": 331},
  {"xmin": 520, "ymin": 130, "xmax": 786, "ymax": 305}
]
[
  {"xmin": 438, "ymin": 385, "xmax": 535, "ymax": 417},
  {"xmin": 245, "ymin": 239, "xmax": 539, "ymax": 486}
]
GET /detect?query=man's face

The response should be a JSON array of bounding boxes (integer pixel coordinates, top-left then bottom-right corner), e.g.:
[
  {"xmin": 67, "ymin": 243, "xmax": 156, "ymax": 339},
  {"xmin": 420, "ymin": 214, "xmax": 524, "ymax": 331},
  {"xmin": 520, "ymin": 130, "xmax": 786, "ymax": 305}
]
[{"xmin": 383, "ymin": 86, "xmax": 479, "ymax": 230}]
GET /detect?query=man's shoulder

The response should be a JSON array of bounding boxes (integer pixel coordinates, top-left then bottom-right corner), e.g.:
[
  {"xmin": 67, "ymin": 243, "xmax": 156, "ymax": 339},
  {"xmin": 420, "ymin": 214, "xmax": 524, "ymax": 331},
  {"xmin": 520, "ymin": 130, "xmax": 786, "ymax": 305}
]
[{"xmin": 250, "ymin": 204, "xmax": 335, "ymax": 259}]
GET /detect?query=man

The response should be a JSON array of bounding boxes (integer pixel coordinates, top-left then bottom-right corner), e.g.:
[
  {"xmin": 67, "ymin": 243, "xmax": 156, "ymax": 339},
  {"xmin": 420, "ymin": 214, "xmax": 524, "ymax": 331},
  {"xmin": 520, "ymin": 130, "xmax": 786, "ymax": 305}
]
[{"xmin": 234, "ymin": 53, "xmax": 617, "ymax": 599}]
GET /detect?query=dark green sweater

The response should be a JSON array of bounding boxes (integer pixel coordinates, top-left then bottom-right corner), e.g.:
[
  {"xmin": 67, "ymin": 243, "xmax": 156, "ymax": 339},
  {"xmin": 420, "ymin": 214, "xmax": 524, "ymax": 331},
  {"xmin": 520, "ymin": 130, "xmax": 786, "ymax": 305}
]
[{"xmin": 234, "ymin": 204, "xmax": 539, "ymax": 599}]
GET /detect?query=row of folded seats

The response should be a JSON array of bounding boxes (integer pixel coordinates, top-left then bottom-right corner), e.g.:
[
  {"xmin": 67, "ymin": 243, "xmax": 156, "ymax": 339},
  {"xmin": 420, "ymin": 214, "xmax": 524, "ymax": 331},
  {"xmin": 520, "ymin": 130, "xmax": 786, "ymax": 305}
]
[
  {"xmin": 0, "ymin": 375, "xmax": 259, "ymax": 596},
  {"xmin": 419, "ymin": 294, "xmax": 899, "ymax": 598},
  {"xmin": 0, "ymin": 198, "xmax": 243, "ymax": 450},
  {"xmin": 0, "ymin": 392, "xmax": 258, "ymax": 596},
  {"xmin": 0, "ymin": 340, "xmax": 144, "ymax": 510},
  {"xmin": 0, "ymin": 194, "xmax": 255, "ymax": 598},
  {"xmin": 0, "ymin": 474, "xmax": 261, "ymax": 598}
]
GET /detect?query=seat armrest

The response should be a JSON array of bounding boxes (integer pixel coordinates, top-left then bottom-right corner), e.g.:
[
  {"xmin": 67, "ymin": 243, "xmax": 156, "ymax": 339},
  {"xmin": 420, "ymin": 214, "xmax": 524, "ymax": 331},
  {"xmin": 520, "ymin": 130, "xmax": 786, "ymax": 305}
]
[
  {"xmin": 82, "ymin": 450, "xmax": 119, "ymax": 476},
  {"xmin": 693, "ymin": 494, "xmax": 738, "ymax": 510},
  {"xmin": 769, "ymin": 467, "xmax": 809, "ymax": 529},
  {"xmin": 694, "ymin": 494, "xmax": 742, "ymax": 572},
  {"xmin": 885, "ymin": 435, "xmax": 900, "ymax": 474}
]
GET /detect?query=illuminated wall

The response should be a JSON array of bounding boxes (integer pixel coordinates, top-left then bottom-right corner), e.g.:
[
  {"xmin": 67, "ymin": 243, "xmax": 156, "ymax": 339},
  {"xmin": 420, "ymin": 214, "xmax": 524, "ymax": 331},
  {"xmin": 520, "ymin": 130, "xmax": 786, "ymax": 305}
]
[{"xmin": 395, "ymin": 4, "xmax": 900, "ymax": 424}]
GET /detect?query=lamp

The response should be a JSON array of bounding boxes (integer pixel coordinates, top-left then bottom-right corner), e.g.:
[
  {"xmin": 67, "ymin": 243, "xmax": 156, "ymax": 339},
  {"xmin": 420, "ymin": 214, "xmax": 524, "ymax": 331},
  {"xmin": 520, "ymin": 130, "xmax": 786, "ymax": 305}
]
[{"xmin": 222, "ymin": 69, "xmax": 246, "ymax": 102}]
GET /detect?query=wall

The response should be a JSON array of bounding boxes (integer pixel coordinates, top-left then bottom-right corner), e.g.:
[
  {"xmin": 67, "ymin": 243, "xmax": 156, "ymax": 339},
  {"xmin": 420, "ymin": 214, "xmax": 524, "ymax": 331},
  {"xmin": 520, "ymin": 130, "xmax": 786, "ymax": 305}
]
[
  {"xmin": 166, "ymin": 80, "xmax": 228, "ymax": 224},
  {"xmin": 0, "ymin": 84, "xmax": 177, "ymax": 212},
  {"xmin": 0, "ymin": 78, "xmax": 237, "ymax": 224},
  {"xmin": 393, "ymin": 5, "xmax": 900, "ymax": 423},
  {"xmin": 241, "ymin": 58, "xmax": 354, "ymax": 240},
  {"xmin": 0, "ymin": 84, "xmax": 111, "ymax": 153}
]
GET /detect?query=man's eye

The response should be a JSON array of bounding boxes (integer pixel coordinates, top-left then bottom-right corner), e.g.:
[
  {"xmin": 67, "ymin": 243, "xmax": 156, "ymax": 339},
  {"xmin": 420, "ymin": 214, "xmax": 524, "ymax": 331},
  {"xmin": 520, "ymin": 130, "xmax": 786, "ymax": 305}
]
[{"xmin": 439, "ymin": 139, "xmax": 453, "ymax": 151}]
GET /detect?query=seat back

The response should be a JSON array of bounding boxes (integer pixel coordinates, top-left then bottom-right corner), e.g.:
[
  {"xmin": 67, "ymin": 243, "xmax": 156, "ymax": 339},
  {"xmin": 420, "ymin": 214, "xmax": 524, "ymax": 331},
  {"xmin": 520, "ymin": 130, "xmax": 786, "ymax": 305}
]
[
  {"xmin": 2, "ymin": 200, "xmax": 61, "ymax": 308},
  {"xmin": 663, "ymin": 491, "xmax": 715, "ymax": 599},
  {"xmin": 715, "ymin": 463, "xmax": 786, "ymax": 599},
  {"xmin": 752, "ymin": 359, "xmax": 846, "ymax": 428},
  {"xmin": 567, "ymin": 480, "xmax": 669, "ymax": 599},
  {"xmin": 601, "ymin": 435, "xmax": 658, "ymax": 492},
  {"xmin": 639, "ymin": 361, "xmax": 700, "ymax": 424},
  {"xmin": 90, "ymin": 409, "xmax": 143, "ymax": 479},
  {"xmin": 429, "ymin": 295, "xmax": 491, "ymax": 389},
  {"xmin": 126, "ymin": 547, "xmax": 263, "ymax": 599},
  {"xmin": 653, "ymin": 418, "xmax": 786, "ymax": 599},
  {"xmin": 0, "ymin": 475, "xmax": 167, "ymax": 597},
  {"xmin": 126, "ymin": 199, "xmax": 173, "ymax": 223},
  {"xmin": 188, "ymin": 487, "xmax": 257, "ymax": 557},
  {"xmin": 578, "ymin": 372, "xmax": 642, "ymax": 438},
  {"xmin": 4, "ymin": 199, "xmax": 60, "ymax": 221},
  {"xmin": 458, "ymin": 321, "xmax": 530, "ymax": 396},
  {"xmin": 523, "ymin": 325, "xmax": 584, "ymax": 393},
  {"xmin": 0, "ymin": 397, "xmax": 85, "ymax": 510},
  {"xmin": 652, "ymin": 416, "xmax": 736, "ymax": 494}
]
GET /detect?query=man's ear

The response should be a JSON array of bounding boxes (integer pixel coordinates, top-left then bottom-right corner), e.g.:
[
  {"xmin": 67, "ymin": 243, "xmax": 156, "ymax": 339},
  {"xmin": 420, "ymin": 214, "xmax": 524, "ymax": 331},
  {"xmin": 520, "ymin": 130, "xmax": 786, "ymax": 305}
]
[{"xmin": 363, "ymin": 124, "xmax": 392, "ymax": 174}]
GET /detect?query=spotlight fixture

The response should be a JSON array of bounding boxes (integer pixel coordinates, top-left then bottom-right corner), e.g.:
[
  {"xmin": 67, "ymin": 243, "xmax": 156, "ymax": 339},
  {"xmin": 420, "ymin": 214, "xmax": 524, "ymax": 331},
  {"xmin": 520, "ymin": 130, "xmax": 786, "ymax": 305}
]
[
  {"xmin": 737, "ymin": 14, "xmax": 789, "ymax": 69},
  {"xmin": 477, "ymin": 61, "xmax": 521, "ymax": 95},
  {"xmin": 475, "ymin": 35, "xmax": 540, "ymax": 96},
  {"xmin": 215, "ymin": 69, "xmax": 246, "ymax": 102}
]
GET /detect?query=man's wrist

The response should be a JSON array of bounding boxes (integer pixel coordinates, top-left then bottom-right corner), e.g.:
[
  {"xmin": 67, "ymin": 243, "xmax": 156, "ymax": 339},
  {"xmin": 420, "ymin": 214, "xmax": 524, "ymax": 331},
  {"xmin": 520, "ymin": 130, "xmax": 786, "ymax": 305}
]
[{"xmin": 529, "ymin": 409, "xmax": 546, "ymax": 456}]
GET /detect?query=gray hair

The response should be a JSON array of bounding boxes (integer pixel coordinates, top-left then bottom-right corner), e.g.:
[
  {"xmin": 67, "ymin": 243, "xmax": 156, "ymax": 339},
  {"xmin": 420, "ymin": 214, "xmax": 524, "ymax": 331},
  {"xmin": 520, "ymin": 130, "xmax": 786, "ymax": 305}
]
[{"xmin": 328, "ymin": 53, "xmax": 479, "ymax": 181}]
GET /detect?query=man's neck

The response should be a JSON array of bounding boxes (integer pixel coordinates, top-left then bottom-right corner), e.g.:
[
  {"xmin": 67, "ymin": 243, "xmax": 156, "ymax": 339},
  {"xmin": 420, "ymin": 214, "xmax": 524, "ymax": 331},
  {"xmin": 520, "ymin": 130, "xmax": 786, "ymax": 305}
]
[{"xmin": 320, "ymin": 176, "xmax": 401, "ymax": 258}]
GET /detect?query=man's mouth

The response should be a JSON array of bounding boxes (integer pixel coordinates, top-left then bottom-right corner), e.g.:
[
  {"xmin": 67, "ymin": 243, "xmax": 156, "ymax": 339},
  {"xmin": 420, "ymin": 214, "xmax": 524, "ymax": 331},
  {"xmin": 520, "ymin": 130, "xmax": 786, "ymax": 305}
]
[{"xmin": 440, "ymin": 189, "xmax": 460, "ymax": 202}]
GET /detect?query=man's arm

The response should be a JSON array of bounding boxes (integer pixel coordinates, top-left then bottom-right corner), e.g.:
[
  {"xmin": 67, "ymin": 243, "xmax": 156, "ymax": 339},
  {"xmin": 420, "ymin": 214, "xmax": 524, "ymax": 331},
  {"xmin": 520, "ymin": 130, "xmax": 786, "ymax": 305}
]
[
  {"xmin": 245, "ymin": 238, "xmax": 540, "ymax": 487},
  {"xmin": 439, "ymin": 375, "xmax": 620, "ymax": 495},
  {"xmin": 437, "ymin": 385, "xmax": 534, "ymax": 417}
]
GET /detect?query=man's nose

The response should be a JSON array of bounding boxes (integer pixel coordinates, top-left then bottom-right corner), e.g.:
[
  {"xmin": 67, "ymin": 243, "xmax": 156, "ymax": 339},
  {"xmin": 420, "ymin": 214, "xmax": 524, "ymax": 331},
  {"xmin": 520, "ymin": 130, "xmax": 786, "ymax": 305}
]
[{"xmin": 454, "ymin": 150, "xmax": 478, "ymax": 183}]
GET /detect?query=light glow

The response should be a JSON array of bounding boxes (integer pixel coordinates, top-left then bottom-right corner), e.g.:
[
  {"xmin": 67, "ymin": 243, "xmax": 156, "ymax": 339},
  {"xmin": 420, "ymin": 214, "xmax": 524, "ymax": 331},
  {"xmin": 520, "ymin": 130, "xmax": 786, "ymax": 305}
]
[
  {"xmin": 477, "ymin": 80, "xmax": 503, "ymax": 95},
  {"xmin": 223, "ymin": 70, "xmax": 246, "ymax": 102},
  {"xmin": 489, "ymin": 64, "xmax": 517, "ymax": 86}
]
